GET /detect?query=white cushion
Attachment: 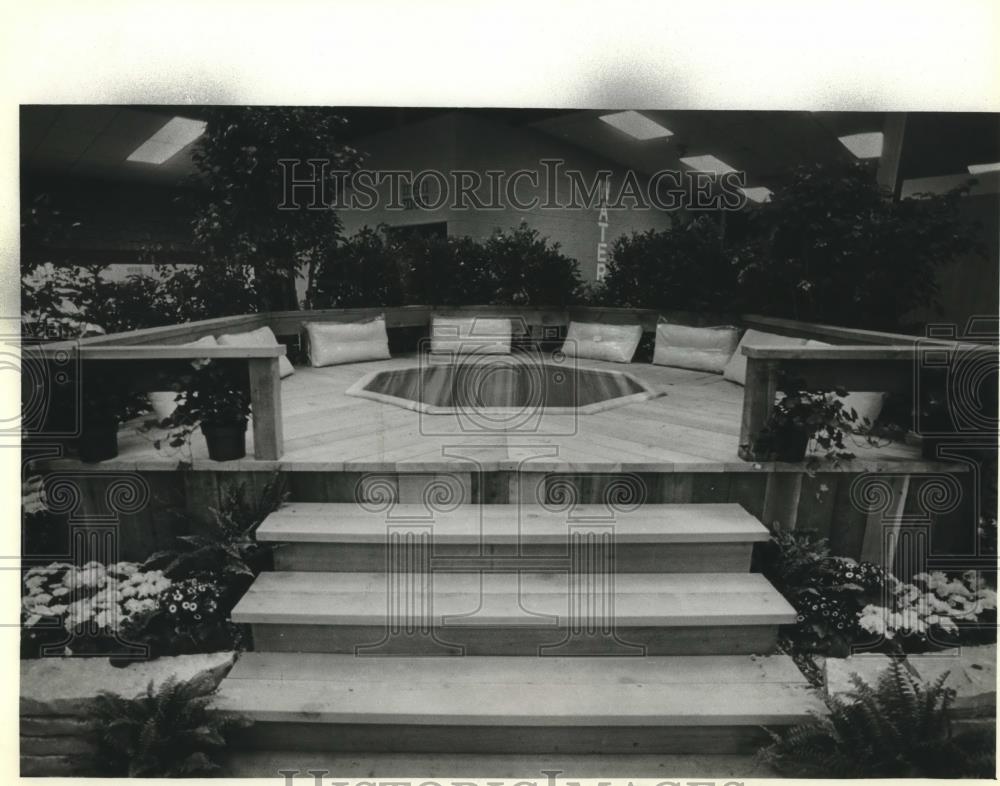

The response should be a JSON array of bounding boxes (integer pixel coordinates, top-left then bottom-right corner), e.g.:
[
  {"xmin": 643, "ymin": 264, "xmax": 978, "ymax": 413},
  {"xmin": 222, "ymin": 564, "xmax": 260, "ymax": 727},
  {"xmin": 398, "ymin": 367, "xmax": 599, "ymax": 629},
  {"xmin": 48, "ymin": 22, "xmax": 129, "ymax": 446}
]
[
  {"xmin": 805, "ymin": 340, "xmax": 886, "ymax": 429},
  {"xmin": 653, "ymin": 323, "xmax": 740, "ymax": 374},
  {"xmin": 217, "ymin": 326, "xmax": 294, "ymax": 378},
  {"xmin": 305, "ymin": 318, "xmax": 391, "ymax": 367},
  {"xmin": 149, "ymin": 335, "xmax": 219, "ymax": 423},
  {"xmin": 431, "ymin": 316, "xmax": 512, "ymax": 355},
  {"xmin": 561, "ymin": 321, "xmax": 642, "ymax": 364},
  {"xmin": 722, "ymin": 329, "xmax": 809, "ymax": 385}
]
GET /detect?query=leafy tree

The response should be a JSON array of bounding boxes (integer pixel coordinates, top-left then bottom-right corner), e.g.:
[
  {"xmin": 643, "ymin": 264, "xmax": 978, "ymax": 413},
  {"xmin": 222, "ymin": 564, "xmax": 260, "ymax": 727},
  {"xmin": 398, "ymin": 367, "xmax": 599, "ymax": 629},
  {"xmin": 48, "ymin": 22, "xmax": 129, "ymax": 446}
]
[
  {"xmin": 189, "ymin": 107, "xmax": 365, "ymax": 312},
  {"xmin": 730, "ymin": 162, "xmax": 984, "ymax": 329}
]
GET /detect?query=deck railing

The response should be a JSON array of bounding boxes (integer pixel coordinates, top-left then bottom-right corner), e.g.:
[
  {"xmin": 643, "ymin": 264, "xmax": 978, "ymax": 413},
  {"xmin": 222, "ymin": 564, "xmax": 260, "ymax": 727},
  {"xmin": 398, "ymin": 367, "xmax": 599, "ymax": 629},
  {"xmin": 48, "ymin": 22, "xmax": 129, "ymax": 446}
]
[
  {"xmin": 39, "ymin": 313, "xmax": 285, "ymax": 460},
  {"xmin": 32, "ymin": 307, "xmax": 995, "ymax": 464}
]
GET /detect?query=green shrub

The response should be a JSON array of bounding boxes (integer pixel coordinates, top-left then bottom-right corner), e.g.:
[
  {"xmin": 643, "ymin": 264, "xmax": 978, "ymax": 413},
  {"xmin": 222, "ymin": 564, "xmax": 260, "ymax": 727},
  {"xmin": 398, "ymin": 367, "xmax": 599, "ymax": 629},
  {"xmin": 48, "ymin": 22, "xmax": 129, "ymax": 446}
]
[
  {"xmin": 730, "ymin": 161, "xmax": 983, "ymax": 329},
  {"xmin": 483, "ymin": 224, "xmax": 583, "ymax": 306},
  {"xmin": 760, "ymin": 658, "xmax": 995, "ymax": 778},
  {"xmin": 311, "ymin": 225, "xmax": 405, "ymax": 308},
  {"xmin": 91, "ymin": 674, "xmax": 247, "ymax": 777},
  {"xmin": 595, "ymin": 215, "xmax": 737, "ymax": 312},
  {"xmin": 312, "ymin": 223, "xmax": 583, "ymax": 308},
  {"xmin": 759, "ymin": 531, "xmax": 997, "ymax": 656},
  {"xmin": 399, "ymin": 233, "xmax": 495, "ymax": 305}
]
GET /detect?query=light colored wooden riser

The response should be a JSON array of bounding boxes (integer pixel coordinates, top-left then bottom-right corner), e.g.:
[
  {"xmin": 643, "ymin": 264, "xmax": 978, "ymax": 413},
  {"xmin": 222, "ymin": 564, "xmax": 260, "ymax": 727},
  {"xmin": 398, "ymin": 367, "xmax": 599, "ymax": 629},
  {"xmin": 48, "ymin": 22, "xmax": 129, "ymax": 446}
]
[
  {"xmin": 213, "ymin": 652, "xmax": 825, "ymax": 756},
  {"xmin": 234, "ymin": 722, "xmax": 774, "ymax": 754},
  {"xmin": 273, "ymin": 542, "xmax": 754, "ymax": 573},
  {"xmin": 250, "ymin": 624, "xmax": 779, "ymax": 656}
]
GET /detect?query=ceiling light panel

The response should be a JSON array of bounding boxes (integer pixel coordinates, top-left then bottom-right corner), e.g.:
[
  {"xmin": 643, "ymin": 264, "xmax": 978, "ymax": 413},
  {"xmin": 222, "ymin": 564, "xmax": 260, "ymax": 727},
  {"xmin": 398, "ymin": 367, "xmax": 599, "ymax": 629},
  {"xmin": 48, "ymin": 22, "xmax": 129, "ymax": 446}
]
[
  {"xmin": 127, "ymin": 116, "xmax": 207, "ymax": 165},
  {"xmin": 598, "ymin": 111, "xmax": 673, "ymax": 140},
  {"xmin": 838, "ymin": 131, "xmax": 884, "ymax": 159},
  {"xmin": 741, "ymin": 186, "xmax": 773, "ymax": 203},
  {"xmin": 678, "ymin": 154, "xmax": 736, "ymax": 175}
]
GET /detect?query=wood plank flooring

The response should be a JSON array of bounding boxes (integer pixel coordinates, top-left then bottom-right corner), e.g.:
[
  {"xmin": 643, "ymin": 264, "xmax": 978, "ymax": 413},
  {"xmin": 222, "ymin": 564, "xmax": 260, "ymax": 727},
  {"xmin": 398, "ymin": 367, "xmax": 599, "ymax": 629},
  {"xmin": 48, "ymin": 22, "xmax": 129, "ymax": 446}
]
[{"xmin": 51, "ymin": 354, "xmax": 947, "ymax": 472}]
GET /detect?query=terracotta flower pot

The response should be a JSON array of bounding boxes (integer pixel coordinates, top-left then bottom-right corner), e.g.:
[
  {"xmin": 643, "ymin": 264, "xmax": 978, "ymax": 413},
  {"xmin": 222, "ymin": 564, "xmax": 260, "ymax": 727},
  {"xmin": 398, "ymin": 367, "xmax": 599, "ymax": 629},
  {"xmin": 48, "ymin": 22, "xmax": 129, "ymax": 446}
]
[{"xmin": 202, "ymin": 420, "xmax": 247, "ymax": 462}]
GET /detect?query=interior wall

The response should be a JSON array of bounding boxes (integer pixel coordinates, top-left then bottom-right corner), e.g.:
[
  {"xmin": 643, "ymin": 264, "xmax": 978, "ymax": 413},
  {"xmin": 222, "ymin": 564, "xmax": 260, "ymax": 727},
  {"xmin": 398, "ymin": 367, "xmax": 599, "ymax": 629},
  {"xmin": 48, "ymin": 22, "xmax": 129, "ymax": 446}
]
[{"xmin": 337, "ymin": 111, "xmax": 679, "ymax": 282}]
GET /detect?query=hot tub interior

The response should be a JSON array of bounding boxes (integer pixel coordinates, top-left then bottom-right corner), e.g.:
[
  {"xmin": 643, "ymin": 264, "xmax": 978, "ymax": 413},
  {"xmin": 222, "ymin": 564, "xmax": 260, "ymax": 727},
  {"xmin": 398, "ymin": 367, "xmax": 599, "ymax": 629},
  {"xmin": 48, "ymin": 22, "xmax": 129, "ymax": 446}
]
[{"xmin": 349, "ymin": 358, "xmax": 658, "ymax": 413}]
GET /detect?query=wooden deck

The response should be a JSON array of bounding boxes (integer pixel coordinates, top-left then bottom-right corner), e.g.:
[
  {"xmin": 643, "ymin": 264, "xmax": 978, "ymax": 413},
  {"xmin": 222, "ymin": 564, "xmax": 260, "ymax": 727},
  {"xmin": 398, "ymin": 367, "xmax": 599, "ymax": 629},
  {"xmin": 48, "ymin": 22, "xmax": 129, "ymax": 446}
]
[{"xmin": 52, "ymin": 354, "xmax": 951, "ymax": 474}]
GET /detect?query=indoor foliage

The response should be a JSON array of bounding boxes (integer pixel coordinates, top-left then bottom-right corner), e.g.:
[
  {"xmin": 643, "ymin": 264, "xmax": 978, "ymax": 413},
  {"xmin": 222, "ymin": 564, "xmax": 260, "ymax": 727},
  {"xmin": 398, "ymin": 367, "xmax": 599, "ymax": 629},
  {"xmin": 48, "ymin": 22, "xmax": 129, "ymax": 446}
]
[
  {"xmin": 759, "ymin": 531, "xmax": 997, "ymax": 655},
  {"xmin": 747, "ymin": 387, "xmax": 861, "ymax": 462},
  {"xmin": 594, "ymin": 214, "xmax": 737, "ymax": 313},
  {"xmin": 596, "ymin": 162, "xmax": 983, "ymax": 330},
  {"xmin": 132, "ymin": 473, "xmax": 287, "ymax": 652},
  {"xmin": 729, "ymin": 161, "xmax": 984, "ymax": 329},
  {"xmin": 21, "ymin": 475, "xmax": 285, "ymax": 659},
  {"xmin": 312, "ymin": 223, "xmax": 584, "ymax": 308},
  {"xmin": 91, "ymin": 674, "xmax": 248, "ymax": 777},
  {"xmin": 759, "ymin": 658, "xmax": 995, "ymax": 778},
  {"xmin": 189, "ymin": 106, "xmax": 365, "ymax": 312},
  {"xmin": 153, "ymin": 362, "xmax": 252, "ymax": 453}
]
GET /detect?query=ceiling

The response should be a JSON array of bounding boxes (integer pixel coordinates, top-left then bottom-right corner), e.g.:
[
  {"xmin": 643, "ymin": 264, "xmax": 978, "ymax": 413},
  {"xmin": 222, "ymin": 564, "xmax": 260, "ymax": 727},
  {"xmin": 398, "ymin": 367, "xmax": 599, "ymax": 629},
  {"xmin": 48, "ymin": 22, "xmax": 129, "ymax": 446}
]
[{"xmin": 20, "ymin": 105, "xmax": 1000, "ymax": 191}]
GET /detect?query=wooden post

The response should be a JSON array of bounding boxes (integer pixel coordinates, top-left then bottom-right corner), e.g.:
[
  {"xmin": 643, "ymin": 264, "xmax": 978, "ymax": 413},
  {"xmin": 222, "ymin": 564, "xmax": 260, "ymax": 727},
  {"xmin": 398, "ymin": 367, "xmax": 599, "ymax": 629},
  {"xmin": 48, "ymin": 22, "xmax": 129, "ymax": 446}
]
[
  {"xmin": 248, "ymin": 356, "xmax": 283, "ymax": 460},
  {"xmin": 859, "ymin": 475, "xmax": 911, "ymax": 567},
  {"xmin": 877, "ymin": 112, "xmax": 907, "ymax": 200},
  {"xmin": 738, "ymin": 355, "xmax": 779, "ymax": 460},
  {"xmin": 762, "ymin": 473, "xmax": 804, "ymax": 531}
]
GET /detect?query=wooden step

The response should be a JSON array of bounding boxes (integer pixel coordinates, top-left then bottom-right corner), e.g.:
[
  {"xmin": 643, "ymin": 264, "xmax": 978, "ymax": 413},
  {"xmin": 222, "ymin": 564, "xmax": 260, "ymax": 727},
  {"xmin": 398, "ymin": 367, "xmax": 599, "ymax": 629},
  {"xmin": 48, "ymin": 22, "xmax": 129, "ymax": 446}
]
[
  {"xmin": 258, "ymin": 503, "xmax": 770, "ymax": 572},
  {"xmin": 233, "ymin": 571, "xmax": 796, "ymax": 655},
  {"xmin": 215, "ymin": 652, "xmax": 824, "ymax": 754}
]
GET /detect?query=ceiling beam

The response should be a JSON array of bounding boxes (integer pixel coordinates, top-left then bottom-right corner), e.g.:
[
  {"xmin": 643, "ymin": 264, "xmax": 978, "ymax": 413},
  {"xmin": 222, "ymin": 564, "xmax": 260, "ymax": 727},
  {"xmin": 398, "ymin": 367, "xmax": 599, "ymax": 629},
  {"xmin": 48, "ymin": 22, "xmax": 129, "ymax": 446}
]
[{"xmin": 876, "ymin": 112, "xmax": 907, "ymax": 199}]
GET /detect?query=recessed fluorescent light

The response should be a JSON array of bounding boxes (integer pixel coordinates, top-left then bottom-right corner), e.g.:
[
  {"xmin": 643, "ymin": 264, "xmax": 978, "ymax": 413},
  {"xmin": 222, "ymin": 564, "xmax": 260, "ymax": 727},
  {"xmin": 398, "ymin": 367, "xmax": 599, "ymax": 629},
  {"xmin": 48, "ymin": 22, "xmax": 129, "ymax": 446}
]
[
  {"xmin": 838, "ymin": 131, "xmax": 883, "ymax": 159},
  {"xmin": 598, "ymin": 111, "xmax": 673, "ymax": 140},
  {"xmin": 679, "ymin": 154, "xmax": 736, "ymax": 175},
  {"xmin": 127, "ymin": 116, "xmax": 207, "ymax": 164},
  {"xmin": 741, "ymin": 186, "xmax": 773, "ymax": 203},
  {"xmin": 968, "ymin": 162, "xmax": 1000, "ymax": 174}
]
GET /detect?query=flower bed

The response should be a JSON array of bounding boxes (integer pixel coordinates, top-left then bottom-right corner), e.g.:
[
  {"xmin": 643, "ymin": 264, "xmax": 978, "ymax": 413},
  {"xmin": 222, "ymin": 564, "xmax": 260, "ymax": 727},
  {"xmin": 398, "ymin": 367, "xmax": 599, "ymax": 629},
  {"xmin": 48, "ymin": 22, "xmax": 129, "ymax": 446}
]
[
  {"xmin": 760, "ymin": 531, "xmax": 997, "ymax": 656},
  {"xmin": 21, "ymin": 473, "xmax": 284, "ymax": 662},
  {"xmin": 21, "ymin": 561, "xmax": 235, "ymax": 659}
]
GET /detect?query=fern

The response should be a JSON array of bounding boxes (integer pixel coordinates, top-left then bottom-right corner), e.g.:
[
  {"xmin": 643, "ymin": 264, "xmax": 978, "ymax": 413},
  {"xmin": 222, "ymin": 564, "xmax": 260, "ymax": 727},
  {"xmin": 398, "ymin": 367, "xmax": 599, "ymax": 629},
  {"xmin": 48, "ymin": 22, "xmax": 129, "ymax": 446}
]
[
  {"xmin": 90, "ymin": 673, "xmax": 248, "ymax": 777},
  {"xmin": 759, "ymin": 658, "xmax": 995, "ymax": 778}
]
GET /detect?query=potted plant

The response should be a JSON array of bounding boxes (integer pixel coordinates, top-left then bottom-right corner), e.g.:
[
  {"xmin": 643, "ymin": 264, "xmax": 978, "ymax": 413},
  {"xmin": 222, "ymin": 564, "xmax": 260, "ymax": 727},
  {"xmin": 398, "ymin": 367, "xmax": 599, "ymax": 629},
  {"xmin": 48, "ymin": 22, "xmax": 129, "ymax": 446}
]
[
  {"xmin": 78, "ymin": 401, "xmax": 120, "ymax": 463},
  {"xmin": 164, "ymin": 364, "xmax": 251, "ymax": 462},
  {"xmin": 747, "ymin": 385, "xmax": 860, "ymax": 462},
  {"xmin": 77, "ymin": 383, "xmax": 146, "ymax": 463}
]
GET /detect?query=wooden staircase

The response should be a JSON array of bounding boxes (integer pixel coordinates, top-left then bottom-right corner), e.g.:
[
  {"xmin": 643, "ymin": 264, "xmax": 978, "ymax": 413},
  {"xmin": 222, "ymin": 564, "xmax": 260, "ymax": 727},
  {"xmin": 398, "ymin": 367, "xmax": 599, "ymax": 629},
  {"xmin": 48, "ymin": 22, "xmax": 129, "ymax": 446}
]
[{"xmin": 214, "ymin": 502, "xmax": 824, "ymax": 754}]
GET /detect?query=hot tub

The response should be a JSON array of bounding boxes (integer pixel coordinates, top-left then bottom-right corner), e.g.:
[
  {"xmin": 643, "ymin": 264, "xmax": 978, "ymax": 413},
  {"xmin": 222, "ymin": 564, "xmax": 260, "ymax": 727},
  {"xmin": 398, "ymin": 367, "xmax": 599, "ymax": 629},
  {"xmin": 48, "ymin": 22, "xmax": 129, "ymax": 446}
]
[{"xmin": 345, "ymin": 355, "xmax": 661, "ymax": 415}]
